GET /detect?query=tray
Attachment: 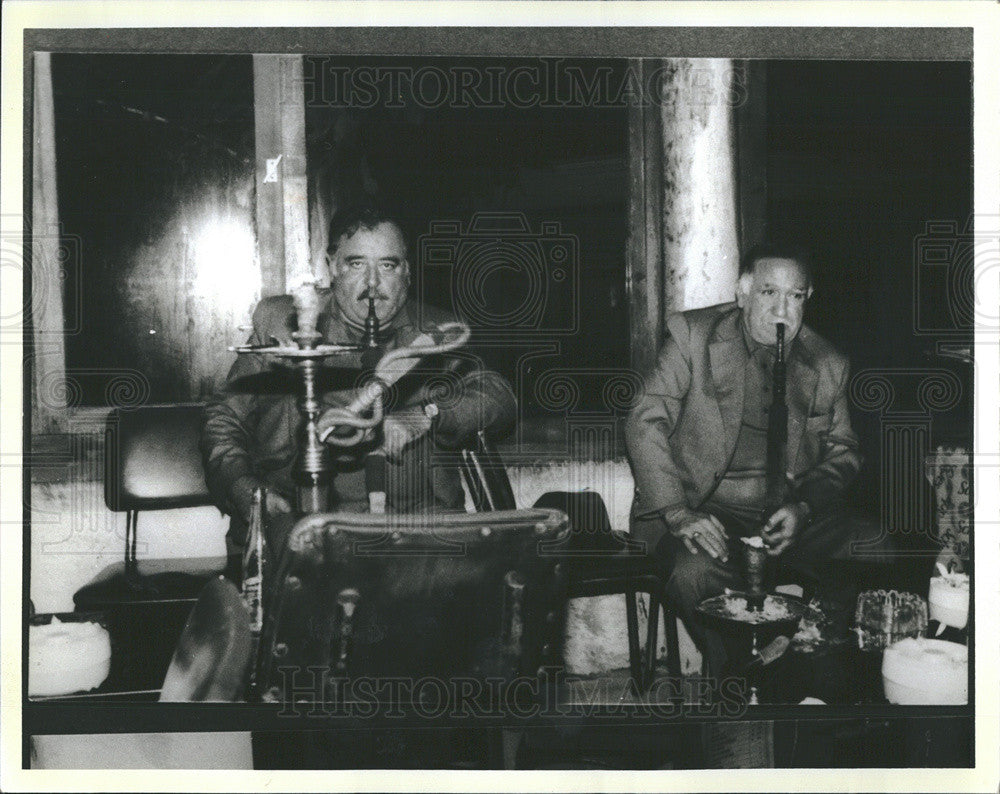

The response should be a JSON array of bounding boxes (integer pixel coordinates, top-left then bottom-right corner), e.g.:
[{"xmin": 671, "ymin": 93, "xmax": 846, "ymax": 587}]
[{"xmin": 696, "ymin": 591, "xmax": 808, "ymax": 631}]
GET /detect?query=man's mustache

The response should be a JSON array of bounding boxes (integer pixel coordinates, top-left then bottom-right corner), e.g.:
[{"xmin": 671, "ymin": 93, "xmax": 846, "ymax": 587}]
[{"xmin": 357, "ymin": 288, "xmax": 390, "ymax": 301}]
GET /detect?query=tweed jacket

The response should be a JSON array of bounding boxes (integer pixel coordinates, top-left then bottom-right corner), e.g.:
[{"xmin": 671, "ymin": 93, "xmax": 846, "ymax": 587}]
[{"xmin": 625, "ymin": 302, "xmax": 863, "ymax": 548}]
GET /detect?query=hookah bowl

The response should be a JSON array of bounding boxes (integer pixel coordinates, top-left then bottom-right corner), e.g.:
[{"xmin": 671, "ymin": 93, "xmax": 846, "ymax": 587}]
[{"xmin": 743, "ymin": 538, "xmax": 768, "ymax": 611}]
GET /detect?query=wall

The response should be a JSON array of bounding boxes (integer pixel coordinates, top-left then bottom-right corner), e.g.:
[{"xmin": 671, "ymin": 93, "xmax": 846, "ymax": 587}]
[
  {"xmin": 51, "ymin": 54, "xmax": 259, "ymax": 410},
  {"xmin": 29, "ymin": 479, "xmax": 227, "ymax": 613}
]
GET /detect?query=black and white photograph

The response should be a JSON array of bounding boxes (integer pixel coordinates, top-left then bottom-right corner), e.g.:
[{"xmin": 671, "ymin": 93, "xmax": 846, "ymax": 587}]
[{"xmin": 3, "ymin": 2, "xmax": 998, "ymax": 790}]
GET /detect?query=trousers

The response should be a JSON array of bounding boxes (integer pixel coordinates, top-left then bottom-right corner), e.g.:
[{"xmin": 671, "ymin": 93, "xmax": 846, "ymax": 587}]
[{"xmin": 653, "ymin": 504, "xmax": 889, "ymax": 677}]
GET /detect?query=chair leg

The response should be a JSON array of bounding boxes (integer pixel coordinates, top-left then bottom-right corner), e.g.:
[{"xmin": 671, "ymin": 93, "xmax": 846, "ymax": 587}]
[
  {"xmin": 664, "ymin": 601, "xmax": 681, "ymax": 678},
  {"xmin": 624, "ymin": 587, "xmax": 643, "ymax": 693},
  {"xmin": 644, "ymin": 591, "xmax": 660, "ymax": 690}
]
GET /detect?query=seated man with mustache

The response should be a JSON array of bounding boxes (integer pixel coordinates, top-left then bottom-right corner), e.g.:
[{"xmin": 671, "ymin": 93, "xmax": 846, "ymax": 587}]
[{"xmin": 201, "ymin": 202, "xmax": 517, "ymax": 561}]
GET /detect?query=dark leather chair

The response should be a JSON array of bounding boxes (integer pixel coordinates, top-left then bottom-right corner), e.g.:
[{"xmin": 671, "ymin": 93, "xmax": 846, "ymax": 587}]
[
  {"xmin": 532, "ymin": 491, "xmax": 681, "ymax": 690},
  {"xmin": 460, "ymin": 432, "xmax": 680, "ymax": 691},
  {"xmin": 72, "ymin": 404, "xmax": 227, "ymax": 690},
  {"xmin": 257, "ymin": 508, "xmax": 570, "ymax": 696},
  {"xmin": 253, "ymin": 507, "xmax": 570, "ymax": 769}
]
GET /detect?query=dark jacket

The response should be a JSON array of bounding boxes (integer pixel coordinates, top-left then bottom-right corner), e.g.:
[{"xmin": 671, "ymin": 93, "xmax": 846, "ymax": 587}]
[
  {"xmin": 625, "ymin": 302, "xmax": 863, "ymax": 548},
  {"xmin": 201, "ymin": 292, "xmax": 516, "ymax": 532}
]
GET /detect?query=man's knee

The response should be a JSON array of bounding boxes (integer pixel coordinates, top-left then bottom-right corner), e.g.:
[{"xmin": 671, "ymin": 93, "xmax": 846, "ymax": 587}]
[
  {"xmin": 665, "ymin": 546, "xmax": 729, "ymax": 606},
  {"xmin": 790, "ymin": 509, "xmax": 885, "ymax": 561}
]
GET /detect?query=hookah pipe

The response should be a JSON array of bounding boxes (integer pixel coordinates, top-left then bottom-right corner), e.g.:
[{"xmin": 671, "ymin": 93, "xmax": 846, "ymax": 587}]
[
  {"xmin": 360, "ymin": 290, "xmax": 386, "ymax": 514},
  {"xmin": 351, "ymin": 292, "xmax": 474, "ymax": 514},
  {"xmin": 320, "ymin": 312, "xmax": 470, "ymax": 515},
  {"xmin": 362, "ymin": 290, "xmax": 380, "ymax": 351},
  {"xmin": 230, "ymin": 283, "xmax": 470, "ymax": 511},
  {"xmin": 745, "ymin": 322, "xmax": 789, "ymax": 611},
  {"xmin": 763, "ymin": 322, "xmax": 789, "ymax": 513},
  {"xmin": 230, "ymin": 283, "xmax": 363, "ymax": 514},
  {"xmin": 231, "ymin": 286, "xmax": 441, "ymax": 698}
]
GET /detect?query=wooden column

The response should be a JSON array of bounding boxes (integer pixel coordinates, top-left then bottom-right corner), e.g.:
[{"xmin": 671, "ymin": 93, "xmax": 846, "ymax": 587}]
[
  {"xmin": 31, "ymin": 51, "xmax": 68, "ymax": 434},
  {"xmin": 626, "ymin": 59, "xmax": 665, "ymax": 376},
  {"xmin": 628, "ymin": 59, "xmax": 751, "ymax": 371},
  {"xmin": 253, "ymin": 55, "xmax": 311, "ymax": 296},
  {"xmin": 659, "ymin": 59, "xmax": 740, "ymax": 313}
]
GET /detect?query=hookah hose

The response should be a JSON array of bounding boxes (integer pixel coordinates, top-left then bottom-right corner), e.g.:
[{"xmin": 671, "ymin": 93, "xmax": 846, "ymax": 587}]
[{"xmin": 317, "ymin": 322, "xmax": 471, "ymax": 447}]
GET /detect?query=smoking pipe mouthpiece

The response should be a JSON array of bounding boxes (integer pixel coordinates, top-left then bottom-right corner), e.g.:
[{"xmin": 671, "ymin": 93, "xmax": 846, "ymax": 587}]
[{"xmin": 363, "ymin": 293, "xmax": 380, "ymax": 348}]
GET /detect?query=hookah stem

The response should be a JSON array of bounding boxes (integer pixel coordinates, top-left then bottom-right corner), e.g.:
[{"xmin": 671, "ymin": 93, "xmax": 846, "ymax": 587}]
[
  {"xmin": 297, "ymin": 356, "xmax": 329, "ymax": 513},
  {"xmin": 363, "ymin": 293, "xmax": 380, "ymax": 349},
  {"xmin": 749, "ymin": 322, "xmax": 787, "ymax": 611},
  {"xmin": 361, "ymin": 294, "xmax": 383, "ymax": 370},
  {"xmin": 764, "ymin": 322, "xmax": 788, "ymax": 513}
]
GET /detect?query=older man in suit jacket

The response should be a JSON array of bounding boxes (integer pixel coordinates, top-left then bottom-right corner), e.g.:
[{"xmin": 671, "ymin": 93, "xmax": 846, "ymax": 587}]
[{"xmin": 625, "ymin": 244, "xmax": 876, "ymax": 676}]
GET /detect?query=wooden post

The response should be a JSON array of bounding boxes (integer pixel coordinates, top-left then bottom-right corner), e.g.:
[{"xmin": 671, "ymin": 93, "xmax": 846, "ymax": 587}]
[
  {"xmin": 278, "ymin": 57, "xmax": 312, "ymax": 290},
  {"xmin": 31, "ymin": 51, "xmax": 68, "ymax": 434},
  {"xmin": 659, "ymin": 59, "xmax": 740, "ymax": 313},
  {"xmin": 626, "ymin": 59, "xmax": 665, "ymax": 377},
  {"xmin": 253, "ymin": 55, "xmax": 311, "ymax": 296},
  {"xmin": 627, "ymin": 58, "xmax": 748, "ymax": 372}
]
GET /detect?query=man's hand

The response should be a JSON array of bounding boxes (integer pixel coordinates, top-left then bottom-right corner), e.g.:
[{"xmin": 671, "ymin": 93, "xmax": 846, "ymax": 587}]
[
  {"xmin": 761, "ymin": 501, "xmax": 810, "ymax": 556},
  {"xmin": 665, "ymin": 508, "xmax": 729, "ymax": 562},
  {"xmin": 380, "ymin": 406, "xmax": 432, "ymax": 463},
  {"xmin": 231, "ymin": 475, "xmax": 293, "ymax": 523}
]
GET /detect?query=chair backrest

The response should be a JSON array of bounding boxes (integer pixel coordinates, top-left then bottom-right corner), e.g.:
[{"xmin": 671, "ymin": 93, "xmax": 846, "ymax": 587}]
[
  {"xmin": 104, "ymin": 404, "xmax": 213, "ymax": 512},
  {"xmin": 256, "ymin": 508, "xmax": 570, "ymax": 707},
  {"xmin": 460, "ymin": 430, "xmax": 517, "ymax": 512},
  {"xmin": 532, "ymin": 490, "xmax": 642, "ymax": 554}
]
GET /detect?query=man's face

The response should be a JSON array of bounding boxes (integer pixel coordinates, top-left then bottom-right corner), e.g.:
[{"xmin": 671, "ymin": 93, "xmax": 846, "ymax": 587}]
[
  {"xmin": 328, "ymin": 221, "xmax": 410, "ymax": 331},
  {"xmin": 736, "ymin": 257, "xmax": 812, "ymax": 346}
]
